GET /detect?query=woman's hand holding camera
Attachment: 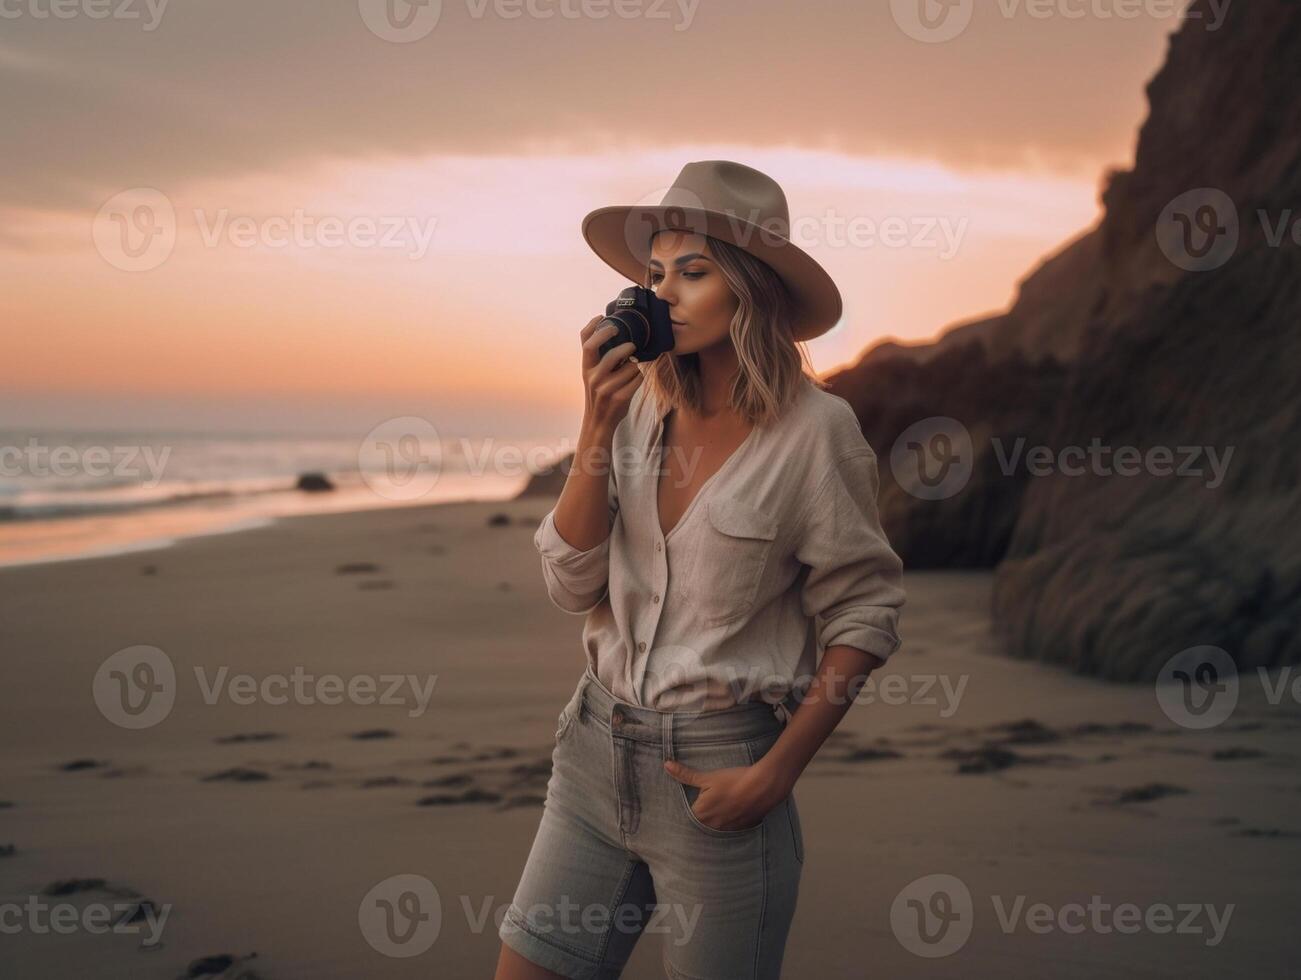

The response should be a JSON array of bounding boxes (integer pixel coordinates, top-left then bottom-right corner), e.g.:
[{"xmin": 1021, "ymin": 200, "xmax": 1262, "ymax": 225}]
[{"xmin": 580, "ymin": 315, "xmax": 643, "ymax": 439}]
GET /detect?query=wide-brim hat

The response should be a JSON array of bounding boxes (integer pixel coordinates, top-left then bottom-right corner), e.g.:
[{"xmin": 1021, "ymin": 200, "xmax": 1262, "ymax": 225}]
[{"xmin": 581, "ymin": 160, "xmax": 843, "ymax": 342}]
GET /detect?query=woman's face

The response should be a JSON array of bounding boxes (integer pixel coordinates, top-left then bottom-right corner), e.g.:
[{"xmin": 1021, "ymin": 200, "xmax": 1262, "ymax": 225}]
[{"xmin": 648, "ymin": 230, "xmax": 739, "ymax": 356}]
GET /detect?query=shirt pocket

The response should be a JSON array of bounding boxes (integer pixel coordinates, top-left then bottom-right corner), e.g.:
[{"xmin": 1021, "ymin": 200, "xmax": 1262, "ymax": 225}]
[{"xmin": 675, "ymin": 498, "xmax": 779, "ymax": 627}]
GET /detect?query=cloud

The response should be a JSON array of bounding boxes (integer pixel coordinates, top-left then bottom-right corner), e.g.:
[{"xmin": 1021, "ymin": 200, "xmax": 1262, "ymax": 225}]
[{"xmin": 0, "ymin": 0, "xmax": 1178, "ymax": 212}]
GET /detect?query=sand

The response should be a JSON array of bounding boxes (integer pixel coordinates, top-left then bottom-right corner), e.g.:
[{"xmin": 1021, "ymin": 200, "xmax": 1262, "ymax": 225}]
[{"xmin": 1, "ymin": 498, "xmax": 1298, "ymax": 978}]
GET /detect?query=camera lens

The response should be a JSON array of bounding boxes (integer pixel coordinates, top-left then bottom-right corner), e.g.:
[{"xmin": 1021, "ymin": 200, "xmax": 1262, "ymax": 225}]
[{"xmin": 597, "ymin": 310, "xmax": 649, "ymax": 359}]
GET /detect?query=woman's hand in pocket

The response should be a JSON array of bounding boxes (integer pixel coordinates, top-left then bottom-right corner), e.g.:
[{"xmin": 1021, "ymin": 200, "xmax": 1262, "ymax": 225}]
[{"xmin": 663, "ymin": 757, "xmax": 786, "ymax": 832}]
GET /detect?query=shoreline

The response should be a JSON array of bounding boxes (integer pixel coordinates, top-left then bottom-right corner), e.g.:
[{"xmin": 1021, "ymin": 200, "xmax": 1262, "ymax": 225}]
[{"xmin": 0, "ymin": 483, "xmax": 528, "ymax": 570}]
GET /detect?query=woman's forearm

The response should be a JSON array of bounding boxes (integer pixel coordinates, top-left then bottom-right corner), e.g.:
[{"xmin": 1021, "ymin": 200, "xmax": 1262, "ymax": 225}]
[
  {"xmin": 551, "ymin": 417, "xmax": 619, "ymax": 552},
  {"xmin": 755, "ymin": 645, "xmax": 885, "ymax": 799}
]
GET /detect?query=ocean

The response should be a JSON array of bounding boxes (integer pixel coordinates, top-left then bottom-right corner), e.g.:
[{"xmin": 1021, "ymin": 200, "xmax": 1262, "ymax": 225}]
[{"xmin": 0, "ymin": 428, "xmax": 565, "ymax": 566}]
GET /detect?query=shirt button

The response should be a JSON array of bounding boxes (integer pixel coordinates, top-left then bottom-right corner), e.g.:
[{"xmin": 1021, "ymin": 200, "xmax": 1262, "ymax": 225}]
[
  {"xmin": 655, "ymin": 542, "xmax": 662, "ymax": 552},
  {"xmin": 652, "ymin": 593, "xmax": 660, "ymax": 603},
  {"xmin": 637, "ymin": 641, "xmax": 646, "ymax": 652}
]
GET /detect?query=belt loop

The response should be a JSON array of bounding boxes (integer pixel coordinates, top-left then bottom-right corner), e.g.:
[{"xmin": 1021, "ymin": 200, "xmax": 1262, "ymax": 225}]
[
  {"xmin": 578, "ymin": 671, "xmax": 592, "ymax": 721},
  {"xmin": 774, "ymin": 688, "xmax": 800, "ymax": 727},
  {"xmin": 661, "ymin": 711, "xmax": 675, "ymax": 762}
]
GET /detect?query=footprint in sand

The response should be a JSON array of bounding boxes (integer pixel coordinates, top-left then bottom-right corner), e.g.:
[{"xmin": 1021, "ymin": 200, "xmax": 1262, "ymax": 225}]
[
  {"xmin": 335, "ymin": 562, "xmax": 381, "ymax": 574},
  {"xmin": 215, "ymin": 733, "xmax": 283, "ymax": 744},
  {"xmin": 181, "ymin": 953, "xmax": 263, "ymax": 979},
  {"xmin": 201, "ymin": 768, "xmax": 271, "ymax": 783},
  {"xmin": 1091, "ymin": 782, "xmax": 1190, "ymax": 806},
  {"xmin": 58, "ymin": 759, "xmax": 108, "ymax": 772},
  {"xmin": 417, "ymin": 788, "xmax": 503, "ymax": 806},
  {"xmin": 350, "ymin": 728, "xmax": 396, "ymax": 740},
  {"xmin": 1212, "ymin": 746, "xmax": 1265, "ymax": 760}
]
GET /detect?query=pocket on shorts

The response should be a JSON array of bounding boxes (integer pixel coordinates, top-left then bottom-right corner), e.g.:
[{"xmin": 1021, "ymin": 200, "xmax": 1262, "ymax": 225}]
[
  {"xmin": 673, "ymin": 735, "xmax": 770, "ymax": 838},
  {"xmin": 553, "ymin": 684, "xmax": 584, "ymax": 745},
  {"xmin": 676, "ymin": 499, "xmax": 778, "ymax": 627},
  {"xmin": 787, "ymin": 793, "xmax": 805, "ymax": 864}
]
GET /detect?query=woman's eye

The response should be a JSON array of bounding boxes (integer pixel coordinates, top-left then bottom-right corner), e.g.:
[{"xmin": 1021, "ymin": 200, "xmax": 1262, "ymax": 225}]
[{"xmin": 650, "ymin": 271, "xmax": 704, "ymax": 284}]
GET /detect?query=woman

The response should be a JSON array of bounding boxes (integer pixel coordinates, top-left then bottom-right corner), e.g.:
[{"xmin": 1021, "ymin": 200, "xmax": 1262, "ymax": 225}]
[{"xmin": 495, "ymin": 160, "xmax": 906, "ymax": 980}]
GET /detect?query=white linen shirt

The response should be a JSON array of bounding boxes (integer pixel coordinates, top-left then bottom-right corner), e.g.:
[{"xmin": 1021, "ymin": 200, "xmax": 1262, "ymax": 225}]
[{"xmin": 533, "ymin": 375, "xmax": 906, "ymax": 714}]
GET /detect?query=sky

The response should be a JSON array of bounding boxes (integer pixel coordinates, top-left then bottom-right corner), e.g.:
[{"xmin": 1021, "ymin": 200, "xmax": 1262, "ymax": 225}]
[{"xmin": 0, "ymin": 0, "xmax": 1199, "ymax": 438}]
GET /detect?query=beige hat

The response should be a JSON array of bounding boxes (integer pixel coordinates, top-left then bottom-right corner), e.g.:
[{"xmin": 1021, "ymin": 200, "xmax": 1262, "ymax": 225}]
[{"xmin": 581, "ymin": 160, "xmax": 843, "ymax": 342}]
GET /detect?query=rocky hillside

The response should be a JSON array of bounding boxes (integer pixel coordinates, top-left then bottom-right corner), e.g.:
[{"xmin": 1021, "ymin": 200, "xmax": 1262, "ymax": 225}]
[{"xmin": 829, "ymin": 0, "xmax": 1301, "ymax": 679}]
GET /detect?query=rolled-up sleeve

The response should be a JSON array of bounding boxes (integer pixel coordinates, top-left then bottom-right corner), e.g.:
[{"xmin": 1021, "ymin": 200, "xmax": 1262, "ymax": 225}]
[
  {"xmin": 795, "ymin": 448, "xmax": 905, "ymax": 662},
  {"xmin": 533, "ymin": 470, "xmax": 619, "ymax": 615}
]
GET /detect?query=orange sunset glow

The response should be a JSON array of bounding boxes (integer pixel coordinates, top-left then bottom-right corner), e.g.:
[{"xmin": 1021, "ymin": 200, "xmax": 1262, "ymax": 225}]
[{"xmin": 2, "ymin": 2, "xmax": 1193, "ymax": 435}]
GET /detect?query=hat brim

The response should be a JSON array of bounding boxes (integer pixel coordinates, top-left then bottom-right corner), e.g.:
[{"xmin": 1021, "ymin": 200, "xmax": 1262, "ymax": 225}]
[{"xmin": 581, "ymin": 205, "xmax": 843, "ymax": 343}]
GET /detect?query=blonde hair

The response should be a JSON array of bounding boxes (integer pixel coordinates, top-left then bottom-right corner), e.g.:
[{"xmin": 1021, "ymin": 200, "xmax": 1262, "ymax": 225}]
[{"xmin": 641, "ymin": 233, "xmax": 827, "ymax": 428}]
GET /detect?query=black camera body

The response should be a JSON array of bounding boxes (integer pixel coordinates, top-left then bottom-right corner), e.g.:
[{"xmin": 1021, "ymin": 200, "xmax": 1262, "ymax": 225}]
[{"xmin": 596, "ymin": 286, "xmax": 676, "ymax": 362}]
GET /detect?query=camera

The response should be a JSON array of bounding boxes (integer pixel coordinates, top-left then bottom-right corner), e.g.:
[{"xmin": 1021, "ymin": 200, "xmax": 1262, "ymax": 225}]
[{"xmin": 596, "ymin": 286, "xmax": 676, "ymax": 362}]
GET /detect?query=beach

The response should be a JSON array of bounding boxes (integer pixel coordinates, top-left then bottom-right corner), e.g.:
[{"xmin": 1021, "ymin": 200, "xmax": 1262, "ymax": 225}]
[{"xmin": 1, "ymin": 497, "xmax": 1298, "ymax": 978}]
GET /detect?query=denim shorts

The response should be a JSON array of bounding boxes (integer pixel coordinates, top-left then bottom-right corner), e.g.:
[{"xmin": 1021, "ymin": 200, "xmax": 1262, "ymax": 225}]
[{"xmin": 499, "ymin": 665, "xmax": 804, "ymax": 980}]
